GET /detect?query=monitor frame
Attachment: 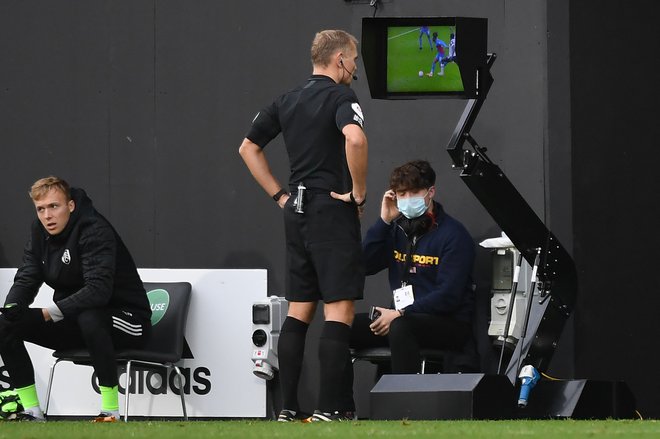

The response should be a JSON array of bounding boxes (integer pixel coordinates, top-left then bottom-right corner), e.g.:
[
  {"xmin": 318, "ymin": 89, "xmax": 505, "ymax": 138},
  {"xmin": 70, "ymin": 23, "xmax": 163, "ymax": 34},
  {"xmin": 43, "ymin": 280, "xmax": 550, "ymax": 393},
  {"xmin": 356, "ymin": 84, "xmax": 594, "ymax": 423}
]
[{"xmin": 361, "ymin": 17, "xmax": 488, "ymax": 99}]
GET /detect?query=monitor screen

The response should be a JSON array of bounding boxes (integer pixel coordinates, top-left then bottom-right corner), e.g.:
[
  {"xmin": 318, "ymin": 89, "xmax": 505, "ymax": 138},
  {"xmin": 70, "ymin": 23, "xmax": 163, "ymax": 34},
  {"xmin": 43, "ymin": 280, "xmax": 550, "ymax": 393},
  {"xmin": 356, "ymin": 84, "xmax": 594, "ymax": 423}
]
[
  {"xmin": 362, "ymin": 17, "xmax": 488, "ymax": 99},
  {"xmin": 387, "ymin": 25, "xmax": 463, "ymax": 94}
]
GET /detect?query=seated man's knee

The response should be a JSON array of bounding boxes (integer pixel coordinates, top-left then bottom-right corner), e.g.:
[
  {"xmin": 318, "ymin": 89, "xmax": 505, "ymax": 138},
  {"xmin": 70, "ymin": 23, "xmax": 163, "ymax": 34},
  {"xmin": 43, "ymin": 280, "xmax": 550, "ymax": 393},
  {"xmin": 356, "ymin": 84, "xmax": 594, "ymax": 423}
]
[
  {"xmin": 76, "ymin": 308, "xmax": 109, "ymax": 334},
  {"xmin": 0, "ymin": 310, "xmax": 43, "ymax": 348},
  {"xmin": 0, "ymin": 320, "xmax": 17, "ymax": 350},
  {"xmin": 389, "ymin": 316, "xmax": 407, "ymax": 333},
  {"xmin": 387, "ymin": 317, "xmax": 412, "ymax": 345}
]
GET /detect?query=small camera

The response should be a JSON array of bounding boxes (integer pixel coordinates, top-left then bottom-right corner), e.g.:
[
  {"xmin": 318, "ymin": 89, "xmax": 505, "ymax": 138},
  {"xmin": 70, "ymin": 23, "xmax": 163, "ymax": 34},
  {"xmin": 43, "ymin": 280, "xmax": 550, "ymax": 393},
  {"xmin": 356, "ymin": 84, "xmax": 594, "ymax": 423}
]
[{"xmin": 369, "ymin": 306, "xmax": 381, "ymax": 322}]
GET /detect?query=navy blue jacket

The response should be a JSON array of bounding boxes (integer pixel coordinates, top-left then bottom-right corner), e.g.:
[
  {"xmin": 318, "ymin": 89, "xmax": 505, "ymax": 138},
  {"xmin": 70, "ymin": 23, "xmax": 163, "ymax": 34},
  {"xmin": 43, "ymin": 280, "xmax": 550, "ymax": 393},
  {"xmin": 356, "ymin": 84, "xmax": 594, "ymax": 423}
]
[{"xmin": 363, "ymin": 201, "xmax": 475, "ymax": 322}]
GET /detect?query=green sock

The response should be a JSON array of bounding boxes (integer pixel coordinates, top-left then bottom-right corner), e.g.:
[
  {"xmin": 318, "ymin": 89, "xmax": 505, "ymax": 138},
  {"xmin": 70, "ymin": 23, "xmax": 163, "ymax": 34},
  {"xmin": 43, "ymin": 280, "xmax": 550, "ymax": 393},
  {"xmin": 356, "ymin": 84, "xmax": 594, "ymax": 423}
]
[
  {"xmin": 99, "ymin": 385, "xmax": 119, "ymax": 412},
  {"xmin": 15, "ymin": 384, "xmax": 40, "ymax": 411}
]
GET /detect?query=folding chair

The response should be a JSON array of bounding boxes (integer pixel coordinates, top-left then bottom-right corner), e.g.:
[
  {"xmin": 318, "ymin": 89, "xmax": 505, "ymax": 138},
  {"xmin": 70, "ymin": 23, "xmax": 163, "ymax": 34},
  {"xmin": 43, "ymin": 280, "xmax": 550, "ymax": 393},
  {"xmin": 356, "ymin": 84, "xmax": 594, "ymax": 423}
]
[{"xmin": 43, "ymin": 281, "xmax": 192, "ymax": 421}]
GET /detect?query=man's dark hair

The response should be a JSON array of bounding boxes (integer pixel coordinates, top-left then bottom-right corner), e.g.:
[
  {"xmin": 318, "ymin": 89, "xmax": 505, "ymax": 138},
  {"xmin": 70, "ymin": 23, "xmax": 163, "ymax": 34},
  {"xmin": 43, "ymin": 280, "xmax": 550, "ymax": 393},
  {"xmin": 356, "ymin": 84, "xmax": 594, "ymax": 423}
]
[{"xmin": 389, "ymin": 160, "xmax": 436, "ymax": 192}]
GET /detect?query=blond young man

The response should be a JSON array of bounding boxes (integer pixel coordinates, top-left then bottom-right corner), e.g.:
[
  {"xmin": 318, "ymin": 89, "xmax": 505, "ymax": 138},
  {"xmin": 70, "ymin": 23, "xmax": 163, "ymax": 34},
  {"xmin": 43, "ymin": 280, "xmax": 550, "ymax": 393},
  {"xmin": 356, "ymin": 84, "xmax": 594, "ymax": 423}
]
[{"xmin": 0, "ymin": 177, "xmax": 151, "ymax": 422}]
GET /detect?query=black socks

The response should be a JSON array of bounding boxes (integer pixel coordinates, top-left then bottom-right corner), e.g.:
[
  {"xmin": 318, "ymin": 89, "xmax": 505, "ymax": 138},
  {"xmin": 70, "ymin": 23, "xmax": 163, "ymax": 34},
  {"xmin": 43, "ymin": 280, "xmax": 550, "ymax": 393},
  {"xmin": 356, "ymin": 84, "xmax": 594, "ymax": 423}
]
[
  {"xmin": 278, "ymin": 317, "xmax": 309, "ymax": 412},
  {"xmin": 318, "ymin": 321, "xmax": 354, "ymax": 412}
]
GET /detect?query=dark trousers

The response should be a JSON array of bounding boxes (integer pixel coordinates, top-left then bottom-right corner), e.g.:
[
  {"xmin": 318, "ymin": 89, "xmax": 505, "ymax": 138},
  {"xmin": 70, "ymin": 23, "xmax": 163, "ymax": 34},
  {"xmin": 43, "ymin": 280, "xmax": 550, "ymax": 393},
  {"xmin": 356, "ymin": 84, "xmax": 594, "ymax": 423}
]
[
  {"xmin": 350, "ymin": 312, "xmax": 471, "ymax": 374},
  {"xmin": 0, "ymin": 308, "xmax": 150, "ymax": 389}
]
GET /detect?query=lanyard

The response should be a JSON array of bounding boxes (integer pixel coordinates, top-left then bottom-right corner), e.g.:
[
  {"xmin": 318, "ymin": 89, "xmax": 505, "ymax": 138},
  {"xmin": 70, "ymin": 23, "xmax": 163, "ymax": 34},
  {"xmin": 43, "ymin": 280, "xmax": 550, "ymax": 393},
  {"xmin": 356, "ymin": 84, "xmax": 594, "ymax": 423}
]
[{"xmin": 400, "ymin": 235, "xmax": 418, "ymax": 287}]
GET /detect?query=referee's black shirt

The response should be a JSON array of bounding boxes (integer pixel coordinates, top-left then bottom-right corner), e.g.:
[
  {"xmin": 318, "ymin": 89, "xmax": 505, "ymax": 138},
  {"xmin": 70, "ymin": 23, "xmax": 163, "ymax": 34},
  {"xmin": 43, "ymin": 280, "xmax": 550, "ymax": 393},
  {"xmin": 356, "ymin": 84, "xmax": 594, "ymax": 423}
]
[{"xmin": 246, "ymin": 75, "xmax": 365, "ymax": 193}]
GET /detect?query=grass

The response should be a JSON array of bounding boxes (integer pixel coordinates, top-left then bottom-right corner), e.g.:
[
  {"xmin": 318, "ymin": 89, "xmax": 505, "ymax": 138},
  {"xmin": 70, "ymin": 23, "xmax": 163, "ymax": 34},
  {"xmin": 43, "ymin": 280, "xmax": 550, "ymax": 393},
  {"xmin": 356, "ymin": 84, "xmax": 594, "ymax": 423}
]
[
  {"xmin": 386, "ymin": 25, "xmax": 463, "ymax": 93},
  {"xmin": 1, "ymin": 419, "xmax": 660, "ymax": 439}
]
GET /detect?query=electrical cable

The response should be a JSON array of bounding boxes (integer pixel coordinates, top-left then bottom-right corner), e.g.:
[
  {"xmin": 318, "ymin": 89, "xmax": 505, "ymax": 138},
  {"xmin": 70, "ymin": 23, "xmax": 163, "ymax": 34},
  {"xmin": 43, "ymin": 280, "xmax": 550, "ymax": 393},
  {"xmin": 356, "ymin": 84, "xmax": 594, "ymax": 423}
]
[
  {"xmin": 370, "ymin": 0, "xmax": 379, "ymax": 17},
  {"xmin": 540, "ymin": 372, "xmax": 562, "ymax": 381}
]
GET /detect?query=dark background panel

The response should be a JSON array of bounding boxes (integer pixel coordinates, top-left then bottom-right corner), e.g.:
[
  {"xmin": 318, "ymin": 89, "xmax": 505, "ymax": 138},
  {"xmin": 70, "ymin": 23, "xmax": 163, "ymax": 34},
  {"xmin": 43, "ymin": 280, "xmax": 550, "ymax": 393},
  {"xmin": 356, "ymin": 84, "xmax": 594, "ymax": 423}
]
[
  {"xmin": 570, "ymin": 0, "xmax": 660, "ymax": 418},
  {"xmin": 106, "ymin": 1, "xmax": 157, "ymax": 266},
  {"xmin": 0, "ymin": 1, "xmax": 115, "ymax": 260},
  {"xmin": 545, "ymin": 0, "xmax": 574, "ymax": 379}
]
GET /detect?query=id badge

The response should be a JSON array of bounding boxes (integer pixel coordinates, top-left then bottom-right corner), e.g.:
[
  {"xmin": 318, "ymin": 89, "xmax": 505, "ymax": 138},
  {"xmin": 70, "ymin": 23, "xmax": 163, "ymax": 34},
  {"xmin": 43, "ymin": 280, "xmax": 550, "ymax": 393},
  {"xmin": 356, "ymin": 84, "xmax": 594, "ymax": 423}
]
[{"xmin": 393, "ymin": 284, "xmax": 414, "ymax": 311}]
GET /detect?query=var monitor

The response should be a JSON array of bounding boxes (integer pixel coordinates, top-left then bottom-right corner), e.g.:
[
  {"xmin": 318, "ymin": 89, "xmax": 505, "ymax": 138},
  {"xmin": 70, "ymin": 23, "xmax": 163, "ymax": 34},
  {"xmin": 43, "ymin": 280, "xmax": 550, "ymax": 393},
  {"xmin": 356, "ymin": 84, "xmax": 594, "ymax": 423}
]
[{"xmin": 361, "ymin": 17, "xmax": 488, "ymax": 99}]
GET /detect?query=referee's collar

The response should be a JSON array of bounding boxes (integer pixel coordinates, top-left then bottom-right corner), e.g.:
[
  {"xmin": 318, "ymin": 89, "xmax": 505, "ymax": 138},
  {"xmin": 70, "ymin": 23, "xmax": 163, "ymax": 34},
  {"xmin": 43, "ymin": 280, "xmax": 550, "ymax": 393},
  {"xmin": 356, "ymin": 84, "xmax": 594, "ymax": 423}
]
[{"xmin": 308, "ymin": 74, "xmax": 335, "ymax": 83}]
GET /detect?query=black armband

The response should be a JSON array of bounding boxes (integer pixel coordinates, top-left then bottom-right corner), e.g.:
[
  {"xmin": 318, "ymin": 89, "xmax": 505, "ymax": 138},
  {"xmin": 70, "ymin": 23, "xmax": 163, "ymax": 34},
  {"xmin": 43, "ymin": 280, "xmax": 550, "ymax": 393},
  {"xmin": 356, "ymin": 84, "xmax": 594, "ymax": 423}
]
[
  {"xmin": 350, "ymin": 192, "xmax": 366, "ymax": 207},
  {"xmin": 272, "ymin": 189, "xmax": 288, "ymax": 202}
]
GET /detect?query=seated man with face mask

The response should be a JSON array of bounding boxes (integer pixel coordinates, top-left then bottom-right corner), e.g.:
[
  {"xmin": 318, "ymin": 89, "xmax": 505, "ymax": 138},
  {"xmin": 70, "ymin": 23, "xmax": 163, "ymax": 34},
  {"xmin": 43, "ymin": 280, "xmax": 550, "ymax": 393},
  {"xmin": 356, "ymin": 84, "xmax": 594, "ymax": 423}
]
[{"xmin": 350, "ymin": 160, "xmax": 475, "ymax": 374}]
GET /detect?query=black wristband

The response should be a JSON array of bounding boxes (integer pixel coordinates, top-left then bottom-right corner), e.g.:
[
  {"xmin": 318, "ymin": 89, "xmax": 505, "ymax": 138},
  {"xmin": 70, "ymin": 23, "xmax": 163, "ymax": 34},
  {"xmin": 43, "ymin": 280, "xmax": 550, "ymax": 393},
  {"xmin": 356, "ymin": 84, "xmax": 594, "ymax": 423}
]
[
  {"xmin": 350, "ymin": 192, "xmax": 366, "ymax": 207},
  {"xmin": 272, "ymin": 189, "xmax": 288, "ymax": 202}
]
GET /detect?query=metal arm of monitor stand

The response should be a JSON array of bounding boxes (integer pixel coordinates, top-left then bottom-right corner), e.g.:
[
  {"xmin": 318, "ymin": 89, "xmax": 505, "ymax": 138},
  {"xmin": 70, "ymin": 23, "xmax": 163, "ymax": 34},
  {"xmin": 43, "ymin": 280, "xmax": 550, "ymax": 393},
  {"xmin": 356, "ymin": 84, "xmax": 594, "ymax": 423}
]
[
  {"xmin": 445, "ymin": 53, "xmax": 577, "ymax": 382},
  {"xmin": 447, "ymin": 53, "xmax": 497, "ymax": 168}
]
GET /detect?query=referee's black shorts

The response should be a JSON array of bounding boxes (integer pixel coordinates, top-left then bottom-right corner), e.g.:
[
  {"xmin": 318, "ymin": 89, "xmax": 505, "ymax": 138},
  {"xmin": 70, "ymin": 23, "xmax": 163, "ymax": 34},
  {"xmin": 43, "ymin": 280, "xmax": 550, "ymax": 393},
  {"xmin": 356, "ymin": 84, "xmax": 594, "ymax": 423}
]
[{"xmin": 283, "ymin": 191, "xmax": 364, "ymax": 303}]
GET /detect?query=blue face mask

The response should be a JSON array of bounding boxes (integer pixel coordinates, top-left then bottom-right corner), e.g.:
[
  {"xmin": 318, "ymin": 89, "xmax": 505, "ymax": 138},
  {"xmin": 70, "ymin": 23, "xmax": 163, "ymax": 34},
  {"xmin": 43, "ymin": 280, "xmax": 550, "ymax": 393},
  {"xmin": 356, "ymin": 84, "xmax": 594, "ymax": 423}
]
[{"xmin": 397, "ymin": 192, "xmax": 430, "ymax": 219}]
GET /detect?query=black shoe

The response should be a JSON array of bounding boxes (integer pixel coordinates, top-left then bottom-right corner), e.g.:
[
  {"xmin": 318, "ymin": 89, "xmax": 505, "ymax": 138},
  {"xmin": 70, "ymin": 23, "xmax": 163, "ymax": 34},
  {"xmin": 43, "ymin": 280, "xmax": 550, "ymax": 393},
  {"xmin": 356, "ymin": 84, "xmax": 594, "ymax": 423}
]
[
  {"xmin": 5, "ymin": 411, "xmax": 46, "ymax": 422},
  {"xmin": 277, "ymin": 409, "xmax": 298, "ymax": 422},
  {"xmin": 308, "ymin": 409, "xmax": 356, "ymax": 422}
]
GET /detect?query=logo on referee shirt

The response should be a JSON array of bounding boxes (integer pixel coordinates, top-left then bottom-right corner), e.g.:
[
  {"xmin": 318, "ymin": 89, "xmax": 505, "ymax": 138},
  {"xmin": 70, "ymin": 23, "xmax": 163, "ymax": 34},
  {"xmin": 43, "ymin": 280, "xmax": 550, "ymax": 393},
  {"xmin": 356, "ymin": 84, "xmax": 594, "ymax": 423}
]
[
  {"xmin": 61, "ymin": 249, "xmax": 71, "ymax": 265},
  {"xmin": 351, "ymin": 103, "xmax": 364, "ymax": 127}
]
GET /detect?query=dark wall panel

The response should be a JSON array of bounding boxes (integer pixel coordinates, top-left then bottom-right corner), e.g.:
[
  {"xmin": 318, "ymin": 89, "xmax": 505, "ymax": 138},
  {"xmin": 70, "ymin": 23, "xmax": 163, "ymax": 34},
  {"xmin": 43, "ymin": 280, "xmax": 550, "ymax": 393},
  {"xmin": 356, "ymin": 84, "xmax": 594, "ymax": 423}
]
[
  {"xmin": 106, "ymin": 2, "xmax": 157, "ymax": 266},
  {"xmin": 545, "ymin": 0, "xmax": 574, "ymax": 378},
  {"xmin": 571, "ymin": 0, "xmax": 660, "ymax": 418},
  {"xmin": 0, "ymin": 1, "xmax": 116, "ymax": 261}
]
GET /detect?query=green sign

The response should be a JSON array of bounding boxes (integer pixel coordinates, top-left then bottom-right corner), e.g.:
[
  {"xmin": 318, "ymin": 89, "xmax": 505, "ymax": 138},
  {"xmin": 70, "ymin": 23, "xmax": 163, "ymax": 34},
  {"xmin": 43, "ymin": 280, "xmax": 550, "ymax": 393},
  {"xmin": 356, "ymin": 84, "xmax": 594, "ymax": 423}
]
[{"xmin": 147, "ymin": 288, "xmax": 170, "ymax": 325}]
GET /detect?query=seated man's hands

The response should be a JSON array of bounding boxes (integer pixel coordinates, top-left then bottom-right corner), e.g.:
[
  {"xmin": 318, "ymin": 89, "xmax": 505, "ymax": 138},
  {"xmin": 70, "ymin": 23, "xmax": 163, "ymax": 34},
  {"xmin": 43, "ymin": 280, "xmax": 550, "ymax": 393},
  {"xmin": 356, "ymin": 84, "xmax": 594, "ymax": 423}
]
[
  {"xmin": 369, "ymin": 307, "xmax": 401, "ymax": 336},
  {"xmin": 0, "ymin": 303, "xmax": 27, "ymax": 323},
  {"xmin": 0, "ymin": 303, "xmax": 46, "ymax": 327}
]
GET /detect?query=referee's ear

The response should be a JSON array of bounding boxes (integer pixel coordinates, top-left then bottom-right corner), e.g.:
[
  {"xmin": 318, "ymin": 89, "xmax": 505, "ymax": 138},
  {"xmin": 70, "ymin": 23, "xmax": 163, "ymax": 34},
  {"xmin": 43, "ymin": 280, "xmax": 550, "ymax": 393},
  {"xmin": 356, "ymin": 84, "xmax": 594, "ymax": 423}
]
[{"xmin": 335, "ymin": 52, "xmax": 344, "ymax": 67}]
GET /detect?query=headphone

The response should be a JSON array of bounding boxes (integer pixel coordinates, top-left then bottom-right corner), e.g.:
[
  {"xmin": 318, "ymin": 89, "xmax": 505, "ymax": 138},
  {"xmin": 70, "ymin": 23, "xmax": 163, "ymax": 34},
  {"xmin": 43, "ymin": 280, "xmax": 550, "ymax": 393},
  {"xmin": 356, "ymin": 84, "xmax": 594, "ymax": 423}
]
[
  {"xmin": 398, "ymin": 211, "xmax": 436, "ymax": 241},
  {"xmin": 339, "ymin": 58, "xmax": 358, "ymax": 81}
]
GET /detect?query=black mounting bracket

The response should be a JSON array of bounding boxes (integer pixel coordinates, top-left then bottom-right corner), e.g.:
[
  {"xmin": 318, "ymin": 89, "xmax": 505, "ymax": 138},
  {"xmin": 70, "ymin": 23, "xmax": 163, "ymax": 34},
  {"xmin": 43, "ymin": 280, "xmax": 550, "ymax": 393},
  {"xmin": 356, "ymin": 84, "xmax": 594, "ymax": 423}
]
[{"xmin": 446, "ymin": 53, "xmax": 577, "ymax": 380}]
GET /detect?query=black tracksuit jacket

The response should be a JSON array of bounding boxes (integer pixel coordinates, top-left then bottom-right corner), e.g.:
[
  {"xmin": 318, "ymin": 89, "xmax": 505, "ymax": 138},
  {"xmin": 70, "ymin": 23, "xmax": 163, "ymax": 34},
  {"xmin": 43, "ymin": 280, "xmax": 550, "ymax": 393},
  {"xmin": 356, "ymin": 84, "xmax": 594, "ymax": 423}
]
[{"xmin": 5, "ymin": 188, "xmax": 151, "ymax": 322}]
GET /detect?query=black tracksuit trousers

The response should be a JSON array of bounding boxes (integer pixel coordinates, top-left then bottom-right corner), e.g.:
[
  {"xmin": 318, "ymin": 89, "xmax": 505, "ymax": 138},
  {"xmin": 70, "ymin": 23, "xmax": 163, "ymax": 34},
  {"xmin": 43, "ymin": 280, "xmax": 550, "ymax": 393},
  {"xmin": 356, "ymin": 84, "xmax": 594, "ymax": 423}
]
[{"xmin": 0, "ymin": 308, "xmax": 150, "ymax": 389}]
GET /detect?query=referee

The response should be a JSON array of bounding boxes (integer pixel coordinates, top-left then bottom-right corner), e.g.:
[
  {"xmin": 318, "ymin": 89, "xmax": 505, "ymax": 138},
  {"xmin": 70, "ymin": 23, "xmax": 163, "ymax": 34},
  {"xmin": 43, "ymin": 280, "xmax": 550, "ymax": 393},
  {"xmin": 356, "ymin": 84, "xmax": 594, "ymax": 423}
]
[{"xmin": 239, "ymin": 29, "xmax": 368, "ymax": 422}]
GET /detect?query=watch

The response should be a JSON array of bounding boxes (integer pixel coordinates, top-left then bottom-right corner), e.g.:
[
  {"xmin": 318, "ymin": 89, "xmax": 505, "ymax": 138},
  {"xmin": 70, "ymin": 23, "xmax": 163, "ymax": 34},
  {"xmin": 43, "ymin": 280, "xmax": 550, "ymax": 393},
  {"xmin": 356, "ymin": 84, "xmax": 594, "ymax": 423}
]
[
  {"xmin": 272, "ymin": 189, "xmax": 288, "ymax": 202},
  {"xmin": 349, "ymin": 192, "xmax": 366, "ymax": 207}
]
